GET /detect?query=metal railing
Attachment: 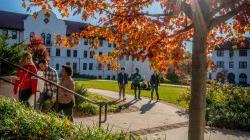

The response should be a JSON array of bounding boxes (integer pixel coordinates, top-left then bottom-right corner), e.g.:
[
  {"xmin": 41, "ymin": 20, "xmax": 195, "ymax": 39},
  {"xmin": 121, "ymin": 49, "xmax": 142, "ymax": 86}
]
[{"xmin": 0, "ymin": 57, "xmax": 108, "ymax": 127}]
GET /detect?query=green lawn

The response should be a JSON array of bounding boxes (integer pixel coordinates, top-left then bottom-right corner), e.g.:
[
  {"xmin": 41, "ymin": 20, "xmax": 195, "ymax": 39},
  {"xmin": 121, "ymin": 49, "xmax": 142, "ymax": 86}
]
[{"xmin": 75, "ymin": 79, "xmax": 188, "ymax": 106}]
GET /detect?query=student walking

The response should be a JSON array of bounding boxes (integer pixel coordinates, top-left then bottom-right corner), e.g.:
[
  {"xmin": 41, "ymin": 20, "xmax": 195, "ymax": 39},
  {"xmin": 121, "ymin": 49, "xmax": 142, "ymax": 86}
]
[
  {"xmin": 117, "ymin": 67, "xmax": 128, "ymax": 100},
  {"xmin": 131, "ymin": 68, "xmax": 142, "ymax": 100},
  {"xmin": 37, "ymin": 60, "xmax": 58, "ymax": 112},
  {"xmin": 14, "ymin": 52, "xmax": 37, "ymax": 106},
  {"xmin": 57, "ymin": 65, "xmax": 75, "ymax": 121},
  {"xmin": 150, "ymin": 71, "xmax": 160, "ymax": 101}
]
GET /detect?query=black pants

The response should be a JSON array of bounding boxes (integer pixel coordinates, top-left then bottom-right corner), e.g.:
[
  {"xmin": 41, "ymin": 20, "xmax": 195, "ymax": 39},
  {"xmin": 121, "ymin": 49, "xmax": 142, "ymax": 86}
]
[
  {"xmin": 37, "ymin": 92, "xmax": 52, "ymax": 111},
  {"xmin": 58, "ymin": 101, "xmax": 74, "ymax": 121},
  {"xmin": 133, "ymin": 83, "xmax": 141, "ymax": 99},
  {"xmin": 151, "ymin": 85, "xmax": 159, "ymax": 100},
  {"xmin": 19, "ymin": 88, "xmax": 32, "ymax": 106}
]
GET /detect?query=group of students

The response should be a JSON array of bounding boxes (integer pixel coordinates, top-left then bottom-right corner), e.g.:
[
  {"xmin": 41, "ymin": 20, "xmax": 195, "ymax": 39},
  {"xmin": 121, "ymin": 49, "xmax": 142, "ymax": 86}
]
[
  {"xmin": 13, "ymin": 52, "xmax": 75, "ymax": 120},
  {"xmin": 117, "ymin": 67, "xmax": 160, "ymax": 101},
  {"xmin": 13, "ymin": 52, "xmax": 160, "ymax": 121}
]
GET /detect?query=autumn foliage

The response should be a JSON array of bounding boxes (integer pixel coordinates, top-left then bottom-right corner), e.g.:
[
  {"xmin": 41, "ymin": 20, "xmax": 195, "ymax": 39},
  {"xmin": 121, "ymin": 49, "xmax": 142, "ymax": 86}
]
[
  {"xmin": 22, "ymin": 0, "xmax": 249, "ymax": 73},
  {"xmin": 25, "ymin": 35, "xmax": 50, "ymax": 64}
]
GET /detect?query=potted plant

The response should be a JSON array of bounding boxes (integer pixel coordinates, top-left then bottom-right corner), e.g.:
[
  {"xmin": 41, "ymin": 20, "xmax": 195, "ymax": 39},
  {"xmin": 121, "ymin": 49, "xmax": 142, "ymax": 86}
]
[{"xmin": 0, "ymin": 33, "xmax": 24, "ymax": 98}]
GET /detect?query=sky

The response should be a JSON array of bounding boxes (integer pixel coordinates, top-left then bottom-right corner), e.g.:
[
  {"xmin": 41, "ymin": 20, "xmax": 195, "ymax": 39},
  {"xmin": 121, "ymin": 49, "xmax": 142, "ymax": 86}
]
[{"xmin": 0, "ymin": 0, "xmax": 163, "ymax": 24}]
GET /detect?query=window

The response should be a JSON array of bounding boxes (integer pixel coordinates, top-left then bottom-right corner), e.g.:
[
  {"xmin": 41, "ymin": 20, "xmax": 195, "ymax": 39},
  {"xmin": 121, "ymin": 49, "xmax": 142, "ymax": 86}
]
[
  {"xmin": 46, "ymin": 48, "xmax": 51, "ymax": 56},
  {"xmin": 98, "ymin": 75, "xmax": 102, "ymax": 79},
  {"xmin": 229, "ymin": 61, "xmax": 234, "ymax": 68},
  {"xmin": 216, "ymin": 50, "xmax": 224, "ymax": 57},
  {"xmin": 126, "ymin": 56, "xmax": 129, "ymax": 61},
  {"xmin": 73, "ymin": 50, "xmax": 77, "ymax": 57},
  {"xmin": 89, "ymin": 63, "xmax": 93, "ymax": 70},
  {"xmin": 239, "ymin": 73, "xmax": 247, "ymax": 85},
  {"xmin": 99, "ymin": 52, "xmax": 103, "ymax": 56},
  {"xmin": 67, "ymin": 50, "xmax": 71, "ymax": 57},
  {"xmin": 56, "ymin": 64, "xmax": 59, "ymax": 70},
  {"xmin": 239, "ymin": 49, "xmax": 247, "ymax": 56},
  {"xmin": 56, "ymin": 48, "xmax": 60, "ymax": 56},
  {"xmin": 107, "ymin": 64, "xmax": 111, "ymax": 70},
  {"xmin": 90, "ymin": 51, "xmax": 94, "ymax": 58},
  {"xmin": 46, "ymin": 33, "xmax": 52, "ymax": 46},
  {"xmin": 216, "ymin": 61, "xmax": 224, "ymax": 68},
  {"xmin": 107, "ymin": 75, "xmax": 111, "ymax": 80},
  {"xmin": 84, "ymin": 39, "xmax": 88, "ymax": 45},
  {"xmin": 73, "ymin": 63, "xmax": 77, "ymax": 73},
  {"xmin": 239, "ymin": 61, "xmax": 247, "ymax": 69},
  {"xmin": 83, "ymin": 63, "xmax": 87, "ymax": 70},
  {"xmin": 66, "ymin": 62, "xmax": 70, "ymax": 66},
  {"xmin": 11, "ymin": 31, "xmax": 17, "ymax": 39},
  {"xmin": 99, "ymin": 39, "xmax": 103, "ymax": 46},
  {"xmin": 113, "ymin": 44, "xmax": 116, "ymax": 48},
  {"xmin": 84, "ymin": 51, "xmax": 88, "ymax": 58},
  {"xmin": 41, "ymin": 33, "xmax": 45, "ymax": 43},
  {"xmin": 132, "ymin": 57, "xmax": 135, "ymax": 61},
  {"xmin": 108, "ymin": 43, "xmax": 112, "ymax": 47},
  {"xmin": 229, "ymin": 50, "xmax": 234, "ymax": 57},
  {"xmin": 30, "ymin": 32, "xmax": 35, "ymax": 40},
  {"xmin": 98, "ymin": 63, "xmax": 102, "ymax": 70}
]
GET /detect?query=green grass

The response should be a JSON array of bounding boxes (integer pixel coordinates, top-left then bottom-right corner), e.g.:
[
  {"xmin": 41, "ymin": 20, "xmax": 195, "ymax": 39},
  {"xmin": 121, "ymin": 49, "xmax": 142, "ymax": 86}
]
[{"xmin": 75, "ymin": 79, "xmax": 188, "ymax": 106}]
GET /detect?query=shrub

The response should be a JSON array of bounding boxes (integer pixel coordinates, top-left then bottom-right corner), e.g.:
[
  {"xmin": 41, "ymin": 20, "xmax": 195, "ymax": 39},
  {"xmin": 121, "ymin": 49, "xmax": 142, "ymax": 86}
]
[
  {"xmin": 74, "ymin": 84, "xmax": 123, "ymax": 116},
  {"xmin": 178, "ymin": 81, "xmax": 250, "ymax": 131},
  {"xmin": 0, "ymin": 96, "xmax": 138, "ymax": 139},
  {"xmin": 0, "ymin": 33, "xmax": 24, "ymax": 76}
]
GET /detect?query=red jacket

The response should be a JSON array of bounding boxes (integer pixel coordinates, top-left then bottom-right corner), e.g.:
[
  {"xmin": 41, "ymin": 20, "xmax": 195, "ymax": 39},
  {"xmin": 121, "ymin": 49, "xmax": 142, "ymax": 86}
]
[{"xmin": 14, "ymin": 65, "xmax": 38, "ymax": 95}]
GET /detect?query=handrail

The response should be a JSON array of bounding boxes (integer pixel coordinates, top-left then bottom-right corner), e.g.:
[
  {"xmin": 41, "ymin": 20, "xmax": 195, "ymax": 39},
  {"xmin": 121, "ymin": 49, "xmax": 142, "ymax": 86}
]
[
  {"xmin": 0, "ymin": 57, "xmax": 108, "ymax": 126},
  {"xmin": 0, "ymin": 77, "xmax": 14, "ymax": 85}
]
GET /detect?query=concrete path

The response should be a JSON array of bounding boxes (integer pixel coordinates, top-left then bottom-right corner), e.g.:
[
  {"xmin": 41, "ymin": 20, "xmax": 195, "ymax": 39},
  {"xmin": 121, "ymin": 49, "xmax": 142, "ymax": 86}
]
[{"xmin": 74, "ymin": 88, "xmax": 250, "ymax": 140}]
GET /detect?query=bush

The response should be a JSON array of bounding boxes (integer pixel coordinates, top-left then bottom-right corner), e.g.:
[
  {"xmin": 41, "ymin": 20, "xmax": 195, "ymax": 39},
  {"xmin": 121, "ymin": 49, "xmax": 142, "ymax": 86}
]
[
  {"xmin": 0, "ymin": 96, "xmax": 137, "ymax": 139},
  {"xmin": 74, "ymin": 84, "xmax": 123, "ymax": 116},
  {"xmin": 0, "ymin": 33, "xmax": 24, "ymax": 76},
  {"xmin": 178, "ymin": 81, "xmax": 250, "ymax": 131}
]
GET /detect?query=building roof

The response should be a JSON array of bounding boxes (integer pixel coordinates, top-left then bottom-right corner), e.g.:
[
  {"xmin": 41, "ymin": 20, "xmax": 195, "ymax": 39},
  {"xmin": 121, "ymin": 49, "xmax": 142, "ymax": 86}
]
[
  {"xmin": 0, "ymin": 11, "xmax": 28, "ymax": 30},
  {"xmin": 215, "ymin": 38, "xmax": 250, "ymax": 50},
  {"xmin": 0, "ymin": 10, "xmax": 87, "ymax": 34},
  {"xmin": 64, "ymin": 20, "xmax": 87, "ymax": 35}
]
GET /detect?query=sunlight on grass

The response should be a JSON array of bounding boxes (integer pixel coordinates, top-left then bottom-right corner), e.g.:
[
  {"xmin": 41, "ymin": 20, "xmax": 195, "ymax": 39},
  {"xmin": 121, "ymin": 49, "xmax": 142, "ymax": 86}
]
[{"xmin": 75, "ymin": 79, "xmax": 188, "ymax": 107}]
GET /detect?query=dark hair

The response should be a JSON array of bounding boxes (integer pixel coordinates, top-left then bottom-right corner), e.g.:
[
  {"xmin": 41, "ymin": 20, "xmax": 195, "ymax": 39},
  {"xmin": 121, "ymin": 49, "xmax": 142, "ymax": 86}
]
[
  {"xmin": 136, "ymin": 68, "xmax": 139, "ymax": 72},
  {"xmin": 62, "ymin": 65, "xmax": 73, "ymax": 76},
  {"xmin": 38, "ymin": 59, "xmax": 47, "ymax": 65},
  {"xmin": 121, "ymin": 67, "xmax": 125, "ymax": 70}
]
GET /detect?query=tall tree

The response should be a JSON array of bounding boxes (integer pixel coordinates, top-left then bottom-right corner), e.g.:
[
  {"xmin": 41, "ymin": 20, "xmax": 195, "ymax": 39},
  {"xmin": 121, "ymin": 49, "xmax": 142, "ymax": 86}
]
[{"xmin": 24, "ymin": 0, "xmax": 250, "ymax": 139}]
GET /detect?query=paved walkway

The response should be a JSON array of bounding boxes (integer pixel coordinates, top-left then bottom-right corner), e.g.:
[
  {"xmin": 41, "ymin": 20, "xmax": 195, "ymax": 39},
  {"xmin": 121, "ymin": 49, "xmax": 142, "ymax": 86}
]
[{"xmin": 74, "ymin": 88, "xmax": 250, "ymax": 140}]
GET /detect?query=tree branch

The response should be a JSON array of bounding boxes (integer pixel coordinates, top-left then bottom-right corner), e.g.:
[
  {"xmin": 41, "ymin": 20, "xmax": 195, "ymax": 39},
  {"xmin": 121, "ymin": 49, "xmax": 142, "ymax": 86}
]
[
  {"xmin": 167, "ymin": 24, "xmax": 193, "ymax": 38},
  {"xmin": 209, "ymin": 3, "xmax": 249, "ymax": 30}
]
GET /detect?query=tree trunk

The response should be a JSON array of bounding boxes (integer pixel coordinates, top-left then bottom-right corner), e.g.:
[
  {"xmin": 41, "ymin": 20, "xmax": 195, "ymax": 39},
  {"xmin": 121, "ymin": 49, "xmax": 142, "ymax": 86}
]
[{"xmin": 188, "ymin": 27, "xmax": 208, "ymax": 140}]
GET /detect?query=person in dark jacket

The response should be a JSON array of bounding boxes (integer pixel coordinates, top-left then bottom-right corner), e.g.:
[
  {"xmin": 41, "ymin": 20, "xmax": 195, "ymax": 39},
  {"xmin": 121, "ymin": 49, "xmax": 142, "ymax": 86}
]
[
  {"xmin": 117, "ymin": 67, "xmax": 128, "ymax": 100},
  {"xmin": 131, "ymin": 68, "xmax": 143, "ymax": 100},
  {"xmin": 150, "ymin": 71, "xmax": 160, "ymax": 101}
]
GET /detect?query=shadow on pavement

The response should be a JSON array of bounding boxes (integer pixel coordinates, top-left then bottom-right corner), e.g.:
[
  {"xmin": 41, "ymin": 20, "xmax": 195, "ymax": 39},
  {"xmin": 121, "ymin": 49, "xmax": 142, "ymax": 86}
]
[{"xmin": 140, "ymin": 100, "xmax": 156, "ymax": 114}]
